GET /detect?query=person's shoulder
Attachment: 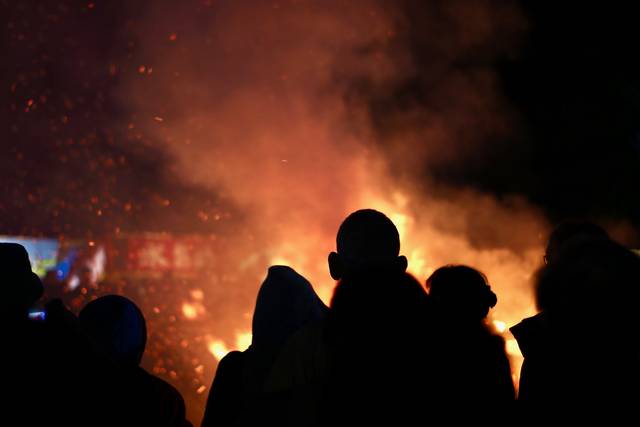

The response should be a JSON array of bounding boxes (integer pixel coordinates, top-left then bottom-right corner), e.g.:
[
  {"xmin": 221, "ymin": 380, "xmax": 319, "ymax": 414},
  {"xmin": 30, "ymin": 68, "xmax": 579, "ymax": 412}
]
[
  {"xmin": 220, "ymin": 350, "xmax": 244, "ymax": 361},
  {"xmin": 137, "ymin": 366, "xmax": 184, "ymax": 400},
  {"xmin": 510, "ymin": 313, "xmax": 546, "ymax": 336},
  {"xmin": 217, "ymin": 350, "xmax": 245, "ymax": 370},
  {"xmin": 509, "ymin": 312, "xmax": 548, "ymax": 357},
  {"xmin": 210, "ymin": 350, "xmax": 246, "ymax": 386},
  {"xmin": 147, "ymin": 370, "xmax": 178, "ymax": 391},
  {"xmin": 138, "ymin": 369, "xmax": 190, "ymax": 426}
]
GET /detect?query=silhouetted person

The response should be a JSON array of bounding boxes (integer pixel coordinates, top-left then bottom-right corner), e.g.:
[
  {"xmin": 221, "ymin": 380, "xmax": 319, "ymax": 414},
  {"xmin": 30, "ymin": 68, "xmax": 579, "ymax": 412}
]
[
  {"xmin": 510, "ymin": 221, "xmax": 612, "ymax": 413},
  {"xmin": 0, "ymin": 243, "xmax": 44, "ymax": 320},
  {"xmin": 426, "ymin": 265, "xmax": 515, "ymax": 418},
  {"xmin": 324, "ymin": 271, "xmax": 430, "ymax": 424},
  {"xmin": 537, "ymin": 221, "xmax": 610, "ymax": 310},
  {"xmin": 79, "ymin": 295, "xmax": 191, "ymax": 427},
  {"xmin": 543, "ymin": 221, "xmax": 609, "ymax": 262},
  {"xmin": 512, "ymin": 236, "xmax": 640, "ymax": 420},
  {"xmin": 266, "ymin": 209, "xmax": 424, "ymax": 426},
  {"xmin": 201, "ymin": 266, "xmax": 328, "ymax": 427},
  {"xmin": 0, "ymin": 243, "xmax": 47, "ymax": 425},
  {"xmin": 326, "ymin": 210, "xmax": 426, "ymax": 418},
  {"xmin": 0, "ymin": 243, "xmax": 103, "ymax": 426}
]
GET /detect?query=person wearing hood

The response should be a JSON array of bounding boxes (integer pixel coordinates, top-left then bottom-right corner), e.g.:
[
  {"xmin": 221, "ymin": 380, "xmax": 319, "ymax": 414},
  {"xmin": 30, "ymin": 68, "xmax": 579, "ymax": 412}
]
[
  {"xmin": 201, "ymin": 265, "xmax": 328, "ymax": 427},
  {"xmin": 79, "ymin": 295, "xmax": 191, "ymax": 427}
]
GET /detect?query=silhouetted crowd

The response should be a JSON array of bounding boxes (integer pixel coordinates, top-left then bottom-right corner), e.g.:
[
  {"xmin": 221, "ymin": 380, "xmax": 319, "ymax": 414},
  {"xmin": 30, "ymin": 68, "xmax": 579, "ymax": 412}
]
[
  {"xmin": 41, "ymin": 272, "xmax": 220, "ymax": 421},
  {"xmin": 2, "ymin": 209, "xmax": 639, "ymax": 426}
]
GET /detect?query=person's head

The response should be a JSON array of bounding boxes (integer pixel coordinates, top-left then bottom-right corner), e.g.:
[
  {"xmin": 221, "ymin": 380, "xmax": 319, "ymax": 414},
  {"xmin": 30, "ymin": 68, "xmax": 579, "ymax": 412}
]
[
  {"xmin": 252, "ymin": 265, "xmax": 328, "ymax": 349},
  {"xmin": 79, "ymin": 295, "xmax": 147, "ymax": 366},
  {"xmin": 426, "ymin": 265, "xmax": 497, "ymax": 323},
  {"xmin": 537, "ymin": 237, "xmax": 640, "ymax": 330},
  {"xmin": 545, "ymin": 221, "xmax": 609, "ymax": 265},
  {"xmin": 328, "ymin": 209, "xmax": 407, "ymax": 280},
  {"xmin": 536, "ymin": 221, "xmax": 610, "ymax": 311},
  {"xmin": 0, "ymin": 243, "xmax": 44, "ymax": 317}
]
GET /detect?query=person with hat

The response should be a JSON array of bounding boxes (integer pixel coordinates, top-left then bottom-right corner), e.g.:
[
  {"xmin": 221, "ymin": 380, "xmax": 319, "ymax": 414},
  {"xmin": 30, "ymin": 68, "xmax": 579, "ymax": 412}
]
[
  {"xmin": 0, "ymin": 242, "xmax": 44, "ymax": 320},
  {"xmin": 0, "ymin": 242, "xmax": 112, "ymax": 426},
  {"xmin": 0, "ymin": 242, "xmax": 51, "ymax": 425}
]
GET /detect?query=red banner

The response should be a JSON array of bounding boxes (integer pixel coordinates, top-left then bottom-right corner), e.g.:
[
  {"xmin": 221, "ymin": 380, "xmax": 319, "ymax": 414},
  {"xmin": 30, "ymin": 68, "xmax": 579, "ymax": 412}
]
[{"xmin": 106, "ymin": 234, "xmax": 221, "ymax": 278}]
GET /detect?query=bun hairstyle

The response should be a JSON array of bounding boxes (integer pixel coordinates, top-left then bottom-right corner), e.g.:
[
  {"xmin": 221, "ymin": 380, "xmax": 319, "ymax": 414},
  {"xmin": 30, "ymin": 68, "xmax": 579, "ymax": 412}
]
[
  {"xmin": 426, "ymin": 265, "xmax": 497, "ymax": 322},
  {"xmin": 484, "ymin": 284, "xmax": 498, "ymax": 309}
]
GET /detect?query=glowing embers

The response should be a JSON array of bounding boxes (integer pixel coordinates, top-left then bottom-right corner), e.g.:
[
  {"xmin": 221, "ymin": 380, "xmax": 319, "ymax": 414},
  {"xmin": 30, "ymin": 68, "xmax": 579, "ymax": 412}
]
[
  {"xmin": 235, "ymin": 332, "xmax": 252, "ymax": 351},
  {"xmin": 207, "ymin": 331, "xmax": 252, "ymax": 361},
  {"xmin": 182, "ymin": 303, "xmax": 199, "ymax": 319},
  {"xmin": 207, "ymin": 340, "xmax": 229, "ymax": 361},
  {"xmin": 181, "ymin": 288, "xmax": 207, "ymax": 320},
  {"xmin": 182, "ymin": 301, "xmax": 206, "ymax": 320}
]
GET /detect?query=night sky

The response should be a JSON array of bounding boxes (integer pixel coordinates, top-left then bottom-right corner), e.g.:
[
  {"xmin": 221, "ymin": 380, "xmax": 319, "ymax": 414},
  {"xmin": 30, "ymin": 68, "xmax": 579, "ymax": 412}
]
[
  {"xmin": 4, "ymin": 0, "xmax": 234, "ymax": 237},
  {"xmin": 368, "ymin": 1, "xmax": 640, "ymax": 231},
  {"xmin": 3, "ymin": 0, "xmax": 640, "ymax": 240}
]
